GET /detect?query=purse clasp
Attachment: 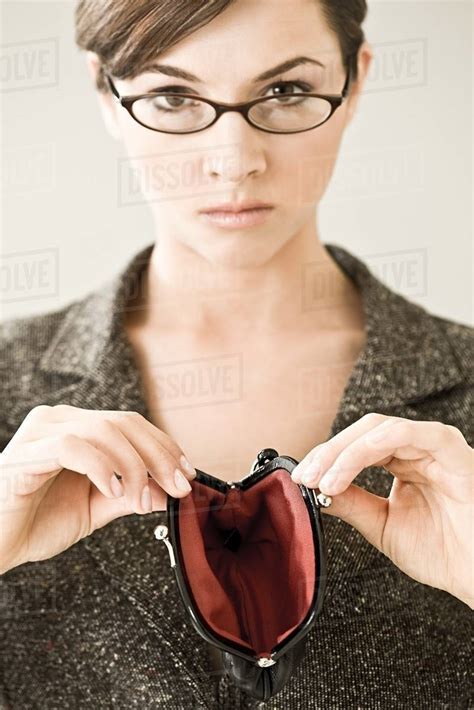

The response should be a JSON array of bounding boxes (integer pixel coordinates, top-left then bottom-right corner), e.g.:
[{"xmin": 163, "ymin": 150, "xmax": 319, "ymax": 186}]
[
  {"xmin": 154, "ymin": 524, "xmax": 176, "ymax": 568},
  {"xmin": 249, "ymin": 448, "xmax": 279, "ymax": 475}
]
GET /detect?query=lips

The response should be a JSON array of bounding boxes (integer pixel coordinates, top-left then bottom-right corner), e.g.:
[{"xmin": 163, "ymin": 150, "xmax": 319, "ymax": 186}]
[
  {"xmin": 199, "ymin": 201, "xmax": 273, "ymax": 214},
  {"xmin": 199, "ymin": 206, "xmax": 274, "ymax": 229}
]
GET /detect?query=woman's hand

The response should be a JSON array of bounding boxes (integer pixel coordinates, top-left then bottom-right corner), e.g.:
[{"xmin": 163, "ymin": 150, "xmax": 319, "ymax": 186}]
[
  {"xmin": 0, "ymin": 404, "xmax": 197, "ymax": 575},
  {"xmin": 290, "ymin": 413, "xmax": 474, "ymax": 608}
]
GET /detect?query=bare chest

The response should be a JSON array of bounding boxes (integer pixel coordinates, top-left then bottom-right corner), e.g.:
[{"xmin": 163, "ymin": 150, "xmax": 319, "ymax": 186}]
[{"xmin": 126, "ymin": 328, "xmax": 365, "ymax": 480}]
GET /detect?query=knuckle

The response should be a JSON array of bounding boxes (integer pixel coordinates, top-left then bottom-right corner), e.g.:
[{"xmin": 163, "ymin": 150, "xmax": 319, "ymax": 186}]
[
  {"xmin": 126, "ymin": 411, "xmax": 145, "ymax": 425},
  {"xmin": 432, "ymin": 421, "xmax": 448, "ymax": 438},
  {"xmin": 109, "ymin": 410, "xmax": 144, "ymax": 428},
  {"xmin": 96, "ymin": 419, "xmax": 117, "ymax": 438},
  {"xmin": 95, "ymin": 454, "xmax": 113, "ymax": 477},
  {"xmin": 445, "ymin": 424, "xmax": 466, "ymax": 442},
  {"xmin": 363, "ymin": 412, "xmax": 385, "ymax": 424},
  {"xmin": 115, "ymin": 409, "xmax": 138, "ymax": 419},
  {"xmin": 111, "ymin": 410, "xmax": 126, "ymax": 419},
  {"xmin": 52, "ymin": 404, "xmax": 73, "ymax": 414},
  {"xmin": 390, "ymin": 420, "xmax": 410, "ymax": 438},
  {"xmin": 26, "ymin": 404, "xmax": 51, "ymax": 420},
  {"xmin": 57, "ymin": 432, "xmax": 79, "ymax": 451},
  {"xmin": 393, "ymin": 418, "xmax": 409, "ymax": 430}
]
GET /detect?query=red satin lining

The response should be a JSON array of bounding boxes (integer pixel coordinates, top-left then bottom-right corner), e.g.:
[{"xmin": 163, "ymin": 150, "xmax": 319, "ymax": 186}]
[{"xmin": 178, "ymin": 468, "xmax": 316, "ymax": 656}]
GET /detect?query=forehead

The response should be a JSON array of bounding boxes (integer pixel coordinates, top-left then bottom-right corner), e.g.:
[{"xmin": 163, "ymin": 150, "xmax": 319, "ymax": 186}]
[{"xmin": 151, "ymin": 0, "xmax": 341, "ymax": 81}]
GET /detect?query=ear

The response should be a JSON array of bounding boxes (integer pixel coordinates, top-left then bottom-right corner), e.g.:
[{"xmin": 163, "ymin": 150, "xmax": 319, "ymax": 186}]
[
  {"xmin": 344, "ymin": 41, "xmax": 373, "ymax": 126},
  {"xmin": 84, "ymin": 51, "xmax": 122, "ymax": 141}
]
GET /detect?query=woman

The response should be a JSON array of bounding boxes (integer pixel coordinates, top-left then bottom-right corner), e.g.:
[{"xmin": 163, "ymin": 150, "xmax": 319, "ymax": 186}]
[{"xmin": 0, "ymin": 0, "xmax": 472, "ymax": 707}]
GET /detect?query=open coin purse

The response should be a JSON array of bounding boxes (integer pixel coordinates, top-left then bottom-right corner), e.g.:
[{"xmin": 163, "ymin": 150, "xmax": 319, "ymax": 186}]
[{"xmin": 153, "ymin": 448, "xmax": 332, "ymax": 702}]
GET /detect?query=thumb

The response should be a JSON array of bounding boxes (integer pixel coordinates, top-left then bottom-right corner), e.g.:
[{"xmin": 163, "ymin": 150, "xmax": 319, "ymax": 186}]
[{"xmin": 320, "ymin": 483, "xmax": 389, "ymax": 556}]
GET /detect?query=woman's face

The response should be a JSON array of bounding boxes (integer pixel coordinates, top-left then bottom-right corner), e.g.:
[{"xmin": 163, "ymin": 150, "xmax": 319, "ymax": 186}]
[{"xmin": 88, "ymin": 0, "xmax": 372, "ymax": 268}]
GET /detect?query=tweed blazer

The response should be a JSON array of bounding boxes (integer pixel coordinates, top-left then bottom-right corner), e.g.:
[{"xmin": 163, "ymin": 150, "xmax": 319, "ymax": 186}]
[{"xmin": 0, "ymin": 243, "xmax": 472, "ymax": 710}]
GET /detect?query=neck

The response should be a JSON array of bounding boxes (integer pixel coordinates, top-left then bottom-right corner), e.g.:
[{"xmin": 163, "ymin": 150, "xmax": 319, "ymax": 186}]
[{"xmin": 125, "ymin": 221, "xmax": 363, "ymax": 345}]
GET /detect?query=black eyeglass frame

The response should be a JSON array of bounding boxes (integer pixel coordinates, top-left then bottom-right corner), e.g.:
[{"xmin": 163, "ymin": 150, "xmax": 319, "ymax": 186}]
[{"xmin": 103, "ymin": 56, "xmax": 355, "ymax": 135}]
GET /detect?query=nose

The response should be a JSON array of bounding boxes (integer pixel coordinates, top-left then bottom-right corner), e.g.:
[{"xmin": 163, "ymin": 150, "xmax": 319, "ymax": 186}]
[{"xmin": 201, "ymin": 110, "xmax": 267, "ymax": 183}]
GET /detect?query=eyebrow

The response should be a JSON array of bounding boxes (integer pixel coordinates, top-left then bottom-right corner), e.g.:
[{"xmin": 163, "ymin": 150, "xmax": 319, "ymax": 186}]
[{"xmin": 140, "ymin": 55, "xmax": 325, "ymax": 84}]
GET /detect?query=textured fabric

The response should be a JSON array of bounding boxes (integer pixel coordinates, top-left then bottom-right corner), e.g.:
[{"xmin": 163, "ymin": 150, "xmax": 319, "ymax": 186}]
[{"xmin": 0, "ymin": 241, "xmax": 473, "ymax": 709}]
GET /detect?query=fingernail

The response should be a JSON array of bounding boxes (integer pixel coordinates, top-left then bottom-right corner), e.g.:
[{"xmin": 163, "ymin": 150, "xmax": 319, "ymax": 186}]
[
  {"xmin": 110, "ymin": 474, "xmax": 124, "ymax": 498},
  {"xmin": 141, "ymin": 484, "xmax": 152, "ymax": 513},
  {"xmin": 301, "ymin": 459, "xmax": 322, "ymax": 485},
  {"xmin": 180, "ymin": 455, "xmax": 196, "ymax": 479},
  {"xmin": 174, "ymin": 468, "xmax": 192, "ymax": 492}
]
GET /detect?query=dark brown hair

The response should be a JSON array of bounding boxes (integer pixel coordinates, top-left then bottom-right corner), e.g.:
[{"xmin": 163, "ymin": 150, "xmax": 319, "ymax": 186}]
[{"xmin": 75, "ymin": 0, "xmax": 368, "ymax": 94}]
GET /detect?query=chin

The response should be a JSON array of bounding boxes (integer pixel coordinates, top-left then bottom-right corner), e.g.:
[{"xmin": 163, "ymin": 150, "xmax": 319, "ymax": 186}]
[{"xmin": 193, "ymin": 229, "xmax": 289, "ymax": 270}]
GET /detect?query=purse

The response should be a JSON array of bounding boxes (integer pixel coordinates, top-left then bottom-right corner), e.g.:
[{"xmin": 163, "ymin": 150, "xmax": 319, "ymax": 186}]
[{"xmin": 153, "ymin": 447, "xmax": 332, "ymax": 702}]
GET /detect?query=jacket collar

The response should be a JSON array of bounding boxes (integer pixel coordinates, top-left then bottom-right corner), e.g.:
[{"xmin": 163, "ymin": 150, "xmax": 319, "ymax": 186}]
[{"xmin": 39, "ymin": 242, "xmax": 466, "ymax": 408}]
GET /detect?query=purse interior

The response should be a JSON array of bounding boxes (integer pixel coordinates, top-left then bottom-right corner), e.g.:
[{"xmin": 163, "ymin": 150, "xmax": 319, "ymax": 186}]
[{"xmin": 177, "ymin": 468, "xmax": 316, "ymax": 657}]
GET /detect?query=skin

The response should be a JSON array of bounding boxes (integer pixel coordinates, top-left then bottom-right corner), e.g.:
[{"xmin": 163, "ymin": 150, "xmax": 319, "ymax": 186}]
[{"xmin": 82, "ymin": 0, "xmax": 473, "ymax": 609}]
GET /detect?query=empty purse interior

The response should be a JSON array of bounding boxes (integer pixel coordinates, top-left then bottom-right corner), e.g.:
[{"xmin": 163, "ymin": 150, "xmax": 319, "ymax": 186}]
[{"xmin": 177, "ymin": 468, "xmax": 316, "ymax": 657}]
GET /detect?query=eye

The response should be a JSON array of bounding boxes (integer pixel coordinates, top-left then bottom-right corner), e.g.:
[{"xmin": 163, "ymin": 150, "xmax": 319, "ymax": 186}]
[
  {"xmin": 264, "ymin": 80, "xmax": 313, "ymax": 100},
  {"xmin": 140, "ymin": 88, "xmax": 200, "ymax": 113}
]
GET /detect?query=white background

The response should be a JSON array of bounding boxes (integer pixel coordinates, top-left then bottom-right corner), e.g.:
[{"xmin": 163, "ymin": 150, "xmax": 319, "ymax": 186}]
[{"xmin": 1, "ymin": 1, "xmax": 472, "ymax": 325}]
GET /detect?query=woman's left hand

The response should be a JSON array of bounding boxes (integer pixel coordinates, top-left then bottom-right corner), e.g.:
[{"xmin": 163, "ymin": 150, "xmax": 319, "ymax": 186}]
[{"xmin": 290, "ymin": 413, "xmax": 474, "ymax": 608}]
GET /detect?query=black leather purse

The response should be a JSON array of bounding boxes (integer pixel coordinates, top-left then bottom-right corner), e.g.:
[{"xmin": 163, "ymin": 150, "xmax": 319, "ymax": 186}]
[{"xmin": 153, "ymin": 448, "xmax": 332, "ymax": 702}]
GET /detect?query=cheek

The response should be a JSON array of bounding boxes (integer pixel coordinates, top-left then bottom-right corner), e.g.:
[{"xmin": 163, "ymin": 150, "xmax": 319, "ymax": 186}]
[
  {"xmin": 118, "ymin": 117, "xmax": 210, "ymax": 206},
  {"xmin": 275, "ymin": 116, "xmax": 346, "ymax": 206}
]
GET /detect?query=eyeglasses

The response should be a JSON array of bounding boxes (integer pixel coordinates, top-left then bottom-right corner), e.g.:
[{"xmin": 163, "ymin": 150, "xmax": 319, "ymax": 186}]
[{"xmin": 103, "ymin": 58, "xmax": 354, "ymax": 136}]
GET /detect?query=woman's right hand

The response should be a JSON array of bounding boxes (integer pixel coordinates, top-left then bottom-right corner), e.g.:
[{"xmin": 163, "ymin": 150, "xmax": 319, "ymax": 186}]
[{"xmin": 0, "ymin": 404, "xmax": 197, "ymax": 575}]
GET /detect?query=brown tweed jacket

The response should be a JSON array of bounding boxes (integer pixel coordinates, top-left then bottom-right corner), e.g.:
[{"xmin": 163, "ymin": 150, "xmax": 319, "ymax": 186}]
[{"xmin": 0, "ymin": 243, "xmax": 472, "ymax": 709}]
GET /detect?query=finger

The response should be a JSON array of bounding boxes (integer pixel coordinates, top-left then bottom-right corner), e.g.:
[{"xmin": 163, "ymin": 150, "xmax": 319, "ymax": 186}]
[
  {"xmin": 291, "ymin": 412, "xmax": 393, "ymax": 483},
  {"xmin": 104, "ymin": 414, "xmax": 195, "ymax": 494},
  {"xmin": 60, "ymin": 419, "xmax": 154, "ymax": 513},
  {"xmin": 106, "ymin": 411, "xmax": 197, "ymax": 480},
  {"xmin": 318, "ymin": 420, "xmax": 472, "ymax": 496},
  {"xmin": 42, "ymin": 405, "xmax": 197, "ymax": 479},
  {"xmin": 24, "ymin": 415, "xmax": 155, "ymax": 515},
  {"xmin": 3, "ymin": 434, "xmax": 119, "ymax": 500},
  {"xmin": 35, "ymin": 417, "xmax": 194, "ymax": 504}
]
